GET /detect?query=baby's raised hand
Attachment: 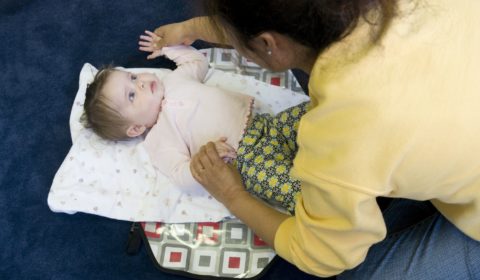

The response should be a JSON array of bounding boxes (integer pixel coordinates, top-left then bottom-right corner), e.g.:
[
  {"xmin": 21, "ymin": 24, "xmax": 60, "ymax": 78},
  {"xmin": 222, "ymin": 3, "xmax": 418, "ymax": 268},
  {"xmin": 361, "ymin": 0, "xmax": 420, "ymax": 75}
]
[
  {"xmin": 138, "ymin": 30, "xmax": 163, "ymax": 60},
  {"xmin": 213, "ymin": 137, "xmax": 237, "ymax": 163}
]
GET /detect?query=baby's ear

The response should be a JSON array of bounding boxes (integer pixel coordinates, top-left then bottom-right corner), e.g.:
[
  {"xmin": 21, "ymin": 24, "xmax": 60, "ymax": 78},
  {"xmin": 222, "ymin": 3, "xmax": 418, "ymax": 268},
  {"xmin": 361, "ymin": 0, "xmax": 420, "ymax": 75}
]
[{"xmin": 126, "ymin": 125, "xmax": 146, "ymax": 138}]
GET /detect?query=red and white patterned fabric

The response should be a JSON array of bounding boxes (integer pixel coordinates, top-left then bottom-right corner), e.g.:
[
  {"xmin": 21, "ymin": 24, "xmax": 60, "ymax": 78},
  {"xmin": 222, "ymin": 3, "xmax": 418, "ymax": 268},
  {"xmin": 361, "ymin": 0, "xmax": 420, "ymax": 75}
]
[
  {"xmin": 141, "ymin": 219, "xmax": 276, "ymax": 278},
  {"xmin": 200, "ymin": 48, "xmax": 304, "ymax": 93}
]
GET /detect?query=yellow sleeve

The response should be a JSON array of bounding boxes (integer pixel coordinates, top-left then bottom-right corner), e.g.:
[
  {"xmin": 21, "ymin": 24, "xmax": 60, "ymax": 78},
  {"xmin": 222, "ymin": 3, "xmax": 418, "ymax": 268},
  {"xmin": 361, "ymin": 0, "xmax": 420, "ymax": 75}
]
[
  {"xmin": 274, "ymin": 178, "xmax": 386, "ymax": 277},
  {"xmin": 273, "ymin": 72, "xmax": 389, "ymax": 276}
]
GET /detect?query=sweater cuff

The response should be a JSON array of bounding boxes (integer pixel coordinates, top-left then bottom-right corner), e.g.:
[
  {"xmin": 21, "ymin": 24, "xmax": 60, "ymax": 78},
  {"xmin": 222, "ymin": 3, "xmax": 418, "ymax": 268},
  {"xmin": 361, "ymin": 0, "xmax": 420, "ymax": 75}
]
[{"xmin": 274, "ymin": 216, "xmax": 296, "ymax": 262}]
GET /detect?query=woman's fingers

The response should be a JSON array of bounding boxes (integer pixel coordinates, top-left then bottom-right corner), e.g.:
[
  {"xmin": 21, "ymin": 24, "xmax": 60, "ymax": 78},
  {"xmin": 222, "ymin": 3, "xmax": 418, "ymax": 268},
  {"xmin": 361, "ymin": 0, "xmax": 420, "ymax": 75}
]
[
  {"xmin": 199, "ymin": 144, "xmax": 216, "ymax": 169},
  {"xmin": 191, "ymin": 146, "xmax": 245, "ymax": 205},
  {"xmin": 191, "ymin": 147, "xmax": 209, "ymax": 182},
  {"xmin": 192, "ymin": 142, "xmax": 222, "ymax": 176}
]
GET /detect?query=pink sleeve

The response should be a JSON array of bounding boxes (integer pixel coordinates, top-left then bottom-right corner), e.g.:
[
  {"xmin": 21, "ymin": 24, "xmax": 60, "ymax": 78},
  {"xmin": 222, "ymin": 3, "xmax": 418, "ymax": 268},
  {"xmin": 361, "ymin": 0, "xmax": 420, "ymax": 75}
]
[
  {"xmin": 142, "ymin": 116, "xmax": 201, "ymax": 191},
  {"xmin": 161, "ymin": 46, "xmax": 208, "ymax": 82}
]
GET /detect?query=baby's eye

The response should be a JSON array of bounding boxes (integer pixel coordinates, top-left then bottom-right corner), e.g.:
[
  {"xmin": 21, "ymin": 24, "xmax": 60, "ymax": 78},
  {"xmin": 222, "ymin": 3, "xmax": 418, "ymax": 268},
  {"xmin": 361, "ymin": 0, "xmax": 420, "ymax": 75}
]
[
  {"xmin": 131, "ymin": 74, "xmax": 137, "ymax": 81},
  {"xmin": 128, "ymin": 91, "xmax": 135, "ymax": 102}
]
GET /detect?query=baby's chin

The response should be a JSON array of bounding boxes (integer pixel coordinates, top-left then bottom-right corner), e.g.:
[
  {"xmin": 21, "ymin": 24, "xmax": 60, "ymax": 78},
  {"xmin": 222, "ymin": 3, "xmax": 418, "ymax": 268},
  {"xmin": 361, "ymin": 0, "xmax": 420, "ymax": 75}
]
[{"xmin": 155, "ymin": 103, "xmax": 162, "ymax": 116}]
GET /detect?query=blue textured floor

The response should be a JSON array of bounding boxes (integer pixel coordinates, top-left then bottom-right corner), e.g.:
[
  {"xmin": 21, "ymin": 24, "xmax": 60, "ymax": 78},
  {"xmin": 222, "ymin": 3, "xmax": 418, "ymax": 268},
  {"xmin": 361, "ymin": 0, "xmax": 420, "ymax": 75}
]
[{"xmin": 0, "ymin": 1, "xmax": 317, "ymax": 279}]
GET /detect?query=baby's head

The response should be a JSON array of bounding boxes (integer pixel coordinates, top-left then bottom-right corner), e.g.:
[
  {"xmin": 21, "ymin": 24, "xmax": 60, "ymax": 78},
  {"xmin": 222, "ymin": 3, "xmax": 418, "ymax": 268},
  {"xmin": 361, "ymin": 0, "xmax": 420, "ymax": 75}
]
[{"xmin": 82, "ymin": 67, "xmax": 164, "ymax": 140}]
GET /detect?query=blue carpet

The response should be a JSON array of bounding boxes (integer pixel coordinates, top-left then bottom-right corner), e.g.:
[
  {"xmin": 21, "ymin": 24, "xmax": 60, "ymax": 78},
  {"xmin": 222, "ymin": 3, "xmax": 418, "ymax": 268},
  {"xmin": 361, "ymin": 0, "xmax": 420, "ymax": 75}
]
[{"xmin": 0, "ymin": 0, "xmax": 316, "ymax": 279}]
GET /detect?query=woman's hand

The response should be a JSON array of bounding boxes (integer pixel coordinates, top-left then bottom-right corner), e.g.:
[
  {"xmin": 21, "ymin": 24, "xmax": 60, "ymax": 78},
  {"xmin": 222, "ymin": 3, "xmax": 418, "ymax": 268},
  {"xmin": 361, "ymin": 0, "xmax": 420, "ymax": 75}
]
[
  {"xmin": 153, "ymin": 20, "xmax": 197, "ymax": 49},
  {"xmin": 138, "ymin": 30, "xmax": 163, "ymax": 60},
  {"xmin": 192, "ymin": 141, "xmax": 290, "ymax": 247},
  {"xmin": 191, "ymin": 141, "xmax": 246, "ymax": 207}
]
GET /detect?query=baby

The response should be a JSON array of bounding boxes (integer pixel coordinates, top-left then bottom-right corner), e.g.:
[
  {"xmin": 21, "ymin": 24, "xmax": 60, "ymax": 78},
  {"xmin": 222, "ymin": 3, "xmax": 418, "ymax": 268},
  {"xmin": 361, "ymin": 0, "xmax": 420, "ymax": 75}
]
[{"xmin": 82, "ymin": 31, "xmax": 308, "ymax": 213}]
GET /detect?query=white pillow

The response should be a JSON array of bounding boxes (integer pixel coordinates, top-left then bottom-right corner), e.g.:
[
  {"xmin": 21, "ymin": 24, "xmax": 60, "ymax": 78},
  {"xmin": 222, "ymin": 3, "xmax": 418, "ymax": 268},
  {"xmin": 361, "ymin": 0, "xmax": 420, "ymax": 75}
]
[{"xmin": 48, "ymin": 49, "xmax": 309, "ymax": 223}]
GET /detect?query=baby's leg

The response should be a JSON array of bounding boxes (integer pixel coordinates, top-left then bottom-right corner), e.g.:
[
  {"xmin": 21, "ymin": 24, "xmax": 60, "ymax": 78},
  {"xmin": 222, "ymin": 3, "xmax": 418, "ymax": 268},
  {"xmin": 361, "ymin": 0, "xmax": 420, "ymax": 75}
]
[
  {"xmin": 234, "ymin": 102, "xmax": 309, "ymax": 214},
  {"xmin": 271, "ymin": 101, "xmax": 309, "ymax": 152}
]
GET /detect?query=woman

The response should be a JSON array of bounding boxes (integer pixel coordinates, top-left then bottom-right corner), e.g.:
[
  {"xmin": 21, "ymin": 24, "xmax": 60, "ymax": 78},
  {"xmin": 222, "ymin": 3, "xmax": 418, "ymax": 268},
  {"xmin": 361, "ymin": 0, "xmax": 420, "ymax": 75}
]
[{"xmin": 152, "ymin": 0, "xmax": 480, "ymax": 278}]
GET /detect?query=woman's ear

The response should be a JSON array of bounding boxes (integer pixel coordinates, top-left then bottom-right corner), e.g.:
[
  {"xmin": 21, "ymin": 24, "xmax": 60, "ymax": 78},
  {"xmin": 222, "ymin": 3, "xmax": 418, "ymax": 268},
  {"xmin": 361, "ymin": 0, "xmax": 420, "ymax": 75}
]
[
  {"xmin": 254, "ymin": 31, "xmax": 315, "ymax": 72},
  {"xmin": 256, "ymin": 32, "xmax": 277, "ymax": 54},
  {"xmin": 126, "ymin": 124, "xmax": 146, "ymax": 138}
]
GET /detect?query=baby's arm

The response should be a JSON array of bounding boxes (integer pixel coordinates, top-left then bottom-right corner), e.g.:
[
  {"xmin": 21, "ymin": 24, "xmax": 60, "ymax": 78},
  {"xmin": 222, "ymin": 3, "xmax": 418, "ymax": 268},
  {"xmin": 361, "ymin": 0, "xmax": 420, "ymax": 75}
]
[
  {"xmin": 143, "ymin": 119, "xmax": 235, "ymax": 190},
  {"xmin": 142, "ymin": 120, "xmax": 197, "ymax": 190},
  {"xmin": 139, "ymin": 30, "xmax": 208, "ymax": 81},
  {"xmin": 145, "ymin": 140, "xmax": 235, "ymax": 191},
  {"xmin": 165, "ymin": 138, "xmax": 235, "ymax": 189}
]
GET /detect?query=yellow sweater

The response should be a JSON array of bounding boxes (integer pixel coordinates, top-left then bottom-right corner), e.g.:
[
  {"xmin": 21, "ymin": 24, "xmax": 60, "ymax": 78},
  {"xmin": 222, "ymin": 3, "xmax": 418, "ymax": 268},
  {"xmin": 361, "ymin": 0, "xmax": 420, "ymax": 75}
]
[{"xmin": 274, "ymin": 0, "xmax": 480, "ymax": 276}]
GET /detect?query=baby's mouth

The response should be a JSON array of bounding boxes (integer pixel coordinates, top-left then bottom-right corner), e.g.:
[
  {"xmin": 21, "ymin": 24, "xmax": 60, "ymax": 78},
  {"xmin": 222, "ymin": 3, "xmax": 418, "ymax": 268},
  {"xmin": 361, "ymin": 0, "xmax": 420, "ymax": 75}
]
[{"xmin": 150, "ymin": 81, "xmax": 156, "ymax": 94}]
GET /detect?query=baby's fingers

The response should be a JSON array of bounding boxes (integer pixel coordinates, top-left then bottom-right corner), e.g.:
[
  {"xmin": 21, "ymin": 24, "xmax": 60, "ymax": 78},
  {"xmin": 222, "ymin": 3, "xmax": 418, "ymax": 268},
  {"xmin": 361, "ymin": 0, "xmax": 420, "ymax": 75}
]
[
  {"xmin": 216, "ymin": 150, "xmax": 237, "ymax": 162},
  {"xmin": 145, "ymin": 30, "xmax": 164, "ymax": 49},
  {"xmin": 139, "ymin": 45, "xmax": 155, "ymax": 53},
  {"xmin": 216, "ymin": 149, "xmax": 229, "ymax": 158},
  {"xmin": 138, "ymin": 41, "xmax": 153, "ymax": 48},
  {"xmin": 219, "ymin": 139, "xmax": 235, "ymax": 153},
  {"xmin": 145, "ymin": 30, "xmax": 161, "ymax": 40},
  {"xmin": 139, "ymin": 34, "xmax": 154, "ymax": 42},
  {"xmin": 216, "ymin": 141, "xmax": 233, "ymax": 152},
  {"xmin": 139, "ymin": 47, "xmax": 150, "ymax": 52},
  {"xmin": 146, "ymin": 50, "xmax": 163, "ymax": 60}
]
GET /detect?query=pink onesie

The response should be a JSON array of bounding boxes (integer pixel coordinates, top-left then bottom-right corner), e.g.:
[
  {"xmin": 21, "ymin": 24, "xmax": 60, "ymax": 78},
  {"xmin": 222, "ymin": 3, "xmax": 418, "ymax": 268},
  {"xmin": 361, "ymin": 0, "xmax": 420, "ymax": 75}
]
[{"xmin": 142, "ymin": 46, "xmax": 253, "ymax": 191}]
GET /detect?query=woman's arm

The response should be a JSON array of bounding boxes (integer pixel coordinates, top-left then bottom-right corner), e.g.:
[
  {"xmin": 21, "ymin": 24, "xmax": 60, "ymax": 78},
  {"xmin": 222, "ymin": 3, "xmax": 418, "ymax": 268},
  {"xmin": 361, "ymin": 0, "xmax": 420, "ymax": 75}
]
[
  {"xmin": 192, "ymin": 141, "xmax": 387, "ymax": 277},
  {"xmin": 190, "ymin": 141, "xmax": 289, "ymax": 246},
  {"xmin": 153, "ymin": 17, "xmax": 232, "ymax": 49}
]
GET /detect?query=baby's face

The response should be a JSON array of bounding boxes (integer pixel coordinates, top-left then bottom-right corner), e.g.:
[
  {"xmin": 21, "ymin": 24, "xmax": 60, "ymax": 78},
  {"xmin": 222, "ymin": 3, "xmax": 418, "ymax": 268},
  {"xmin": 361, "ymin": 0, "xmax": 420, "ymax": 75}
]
[{"xmin": 103, "ymin": 70, "xmax": 165, "ymax": 128}]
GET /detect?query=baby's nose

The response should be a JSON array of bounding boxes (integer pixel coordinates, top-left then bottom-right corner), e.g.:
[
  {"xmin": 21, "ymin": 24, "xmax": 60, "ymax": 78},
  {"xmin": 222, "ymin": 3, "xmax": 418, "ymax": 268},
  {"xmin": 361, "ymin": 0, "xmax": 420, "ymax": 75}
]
[{"xmin": 137, "ymin": 80, "xmax": 145, "ymax": 90}]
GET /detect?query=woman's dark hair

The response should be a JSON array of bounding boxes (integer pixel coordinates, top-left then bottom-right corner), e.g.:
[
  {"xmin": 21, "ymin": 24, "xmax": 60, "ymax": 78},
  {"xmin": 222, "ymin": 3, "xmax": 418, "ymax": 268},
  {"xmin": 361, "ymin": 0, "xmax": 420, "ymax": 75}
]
[{"xmin": 205, "ymin": 0, "xmax": 397, "ymax": 53}]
